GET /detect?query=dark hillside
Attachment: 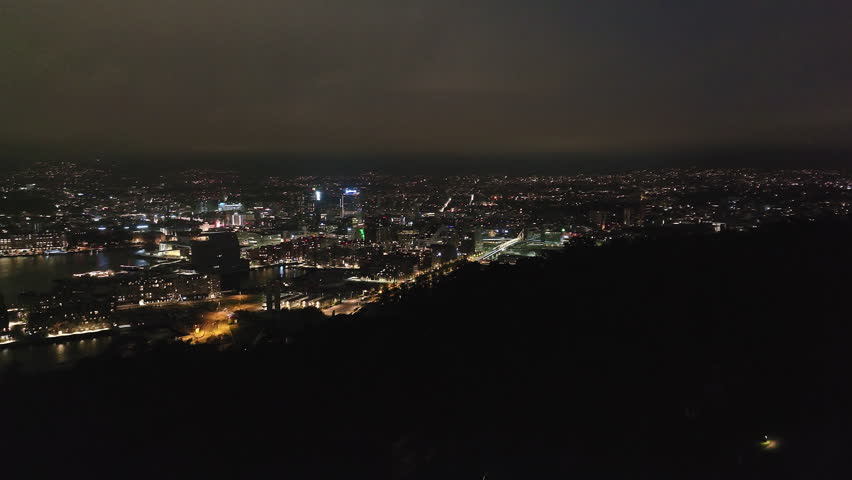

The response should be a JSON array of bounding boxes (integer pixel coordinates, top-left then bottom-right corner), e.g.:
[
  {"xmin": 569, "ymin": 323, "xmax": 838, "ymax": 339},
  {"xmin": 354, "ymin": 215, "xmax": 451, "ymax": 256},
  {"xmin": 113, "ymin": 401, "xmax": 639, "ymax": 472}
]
[{"xmin": 3, "ymin": 220, "xmax": 851, "ymax": 479}]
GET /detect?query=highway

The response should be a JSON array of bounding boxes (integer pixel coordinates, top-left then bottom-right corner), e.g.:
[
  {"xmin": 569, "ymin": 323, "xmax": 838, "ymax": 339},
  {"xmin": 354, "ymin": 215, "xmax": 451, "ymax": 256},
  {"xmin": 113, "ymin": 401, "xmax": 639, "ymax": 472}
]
[{"xmin": 474, "ymin": 232, "xmax": 524, "ymax": 262}]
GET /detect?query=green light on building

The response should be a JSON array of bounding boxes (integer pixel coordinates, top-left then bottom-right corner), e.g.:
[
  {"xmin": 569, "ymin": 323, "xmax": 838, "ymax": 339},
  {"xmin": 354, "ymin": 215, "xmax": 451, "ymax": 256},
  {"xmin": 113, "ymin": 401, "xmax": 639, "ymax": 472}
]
[{"xmin": 359, "ymin": 228, "xmax": 365, "ymax": 240}]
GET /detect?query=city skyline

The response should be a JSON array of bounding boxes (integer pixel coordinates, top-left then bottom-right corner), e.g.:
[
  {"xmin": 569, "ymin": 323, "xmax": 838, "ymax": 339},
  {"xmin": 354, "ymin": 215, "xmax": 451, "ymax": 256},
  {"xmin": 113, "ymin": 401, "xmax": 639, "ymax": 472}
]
[
  {"xmin": 3, "ymin": 4, "xmax": 852, "ymax": 476},
  {"xmin": 3, "ymin": 161, "xmax": 850, "ymax": 304}
]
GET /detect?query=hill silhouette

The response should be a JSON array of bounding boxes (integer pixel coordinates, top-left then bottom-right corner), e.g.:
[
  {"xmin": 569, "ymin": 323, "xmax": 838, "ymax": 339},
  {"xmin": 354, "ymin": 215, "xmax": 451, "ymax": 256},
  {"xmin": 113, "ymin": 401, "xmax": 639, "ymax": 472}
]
[{"xmin": 3, "ymin": 219, "xmax": 851, "ymax": 478}]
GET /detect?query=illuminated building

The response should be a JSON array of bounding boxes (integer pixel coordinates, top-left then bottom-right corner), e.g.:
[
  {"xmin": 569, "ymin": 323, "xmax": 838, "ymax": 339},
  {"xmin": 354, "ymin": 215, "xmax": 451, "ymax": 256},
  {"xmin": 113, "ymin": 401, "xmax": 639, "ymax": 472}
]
[
  {"xmin": 340, "ymin": 188, "xmax": 362, "ymax": 218},
  {"xmin": 117, "ymin": 271, "xmax": 221, "ymax": 305},
  {"xmin": 228, "ymin": 212, "xmax": 244, "ymax": 227},
  {"xmin": 198, "ymin": 200, "xmax": 217, "ymax": 213},
  {"xmin": 0, "ymin": 233, "xmax": 68, "ymax": 254},
  {"xmin": 302, "ymin": 188, "xmax": 323, "ymax": 214},
  {"xmin": 23, "ymin": 277, "xmax": 116, "ymax": 331},
  {"xmin": 218, "ymin": 202, "xmax": 243, "ymax": 212},
  {"xmin": 21, "ymin": 269, "xmax": 222, "ymax": 332}
]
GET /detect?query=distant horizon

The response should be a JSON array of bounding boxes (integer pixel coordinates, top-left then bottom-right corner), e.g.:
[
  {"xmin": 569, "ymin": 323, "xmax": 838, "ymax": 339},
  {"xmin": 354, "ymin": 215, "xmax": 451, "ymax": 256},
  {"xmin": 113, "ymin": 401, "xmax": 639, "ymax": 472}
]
[{"xmin": 6, "ymin": 144, "xmax": 852, "ymax": 176}]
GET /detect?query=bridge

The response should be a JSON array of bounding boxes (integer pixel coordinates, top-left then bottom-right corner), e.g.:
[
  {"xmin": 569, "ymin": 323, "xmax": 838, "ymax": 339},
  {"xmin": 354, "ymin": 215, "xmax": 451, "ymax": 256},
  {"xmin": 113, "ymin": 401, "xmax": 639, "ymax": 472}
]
[{"xmin": 473, "ymin": 231, "xmax": 525, "ymax": 262}]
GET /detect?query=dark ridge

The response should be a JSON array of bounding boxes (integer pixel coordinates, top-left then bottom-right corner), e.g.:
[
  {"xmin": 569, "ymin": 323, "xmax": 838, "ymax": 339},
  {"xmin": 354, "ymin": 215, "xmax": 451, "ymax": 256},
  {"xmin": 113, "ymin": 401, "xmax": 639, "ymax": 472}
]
[{"xmin": 3, "ymin": 219, "xmax": 851, "ymax": 478}]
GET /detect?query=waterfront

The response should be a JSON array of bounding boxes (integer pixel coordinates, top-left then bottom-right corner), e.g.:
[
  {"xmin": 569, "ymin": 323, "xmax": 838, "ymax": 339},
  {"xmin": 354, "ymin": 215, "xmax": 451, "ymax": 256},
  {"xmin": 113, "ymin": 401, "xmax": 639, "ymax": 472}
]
[
  {"xmin": 0, "ymin": 336, "xmax": 114, "ymax": 375},
  {"xmin": 0, "ymin": 250, "xmax": 153, "ymax": 304},
  {"xmin": 0, "ymin": 251, "xmax": 311, "ymax": 305},
  {"xmin": 0, "ymin": 253, "xmax": 346, "ymax": 373}
]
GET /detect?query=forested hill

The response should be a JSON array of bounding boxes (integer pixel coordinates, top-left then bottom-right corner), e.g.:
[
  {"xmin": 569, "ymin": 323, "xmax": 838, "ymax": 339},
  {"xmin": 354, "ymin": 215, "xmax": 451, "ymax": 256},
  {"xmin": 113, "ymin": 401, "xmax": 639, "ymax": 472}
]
[{"xmin": 3, "ymin": 220, "xmax": 851, "ymax": 479}]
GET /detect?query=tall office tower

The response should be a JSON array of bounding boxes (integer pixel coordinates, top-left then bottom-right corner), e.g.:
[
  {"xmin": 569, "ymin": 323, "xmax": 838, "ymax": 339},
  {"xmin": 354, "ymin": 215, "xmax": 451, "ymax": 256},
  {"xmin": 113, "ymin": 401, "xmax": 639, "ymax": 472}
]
[
  {"xmin": 639, "ymin": 192, "xmax": 650, "ymax": 224},
  {"xmin": 364, "ymin": 215, "xmax": 393, "ymax": 244},
  {"xmin": 190, "ymin": 232, "xmax": 249, "ymax": 274},
  {"xmin": 303, "ymin": 188, "xmax": 322, "ymax": 214},
  {"xmin": 340, "ymin": 188, "xmax": 362, "ymax": 218}
]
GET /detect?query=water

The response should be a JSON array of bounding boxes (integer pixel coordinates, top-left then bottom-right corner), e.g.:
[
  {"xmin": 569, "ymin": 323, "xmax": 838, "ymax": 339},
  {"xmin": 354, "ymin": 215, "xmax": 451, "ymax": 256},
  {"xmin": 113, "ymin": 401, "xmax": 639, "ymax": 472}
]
[
  {"xmin": 0, "ymin": 250, "xmax": 153, "ymax": 305},
  {"xmin": 238, "ymin": 265, "xmax": 305, "ymax": 291},
  {"xmin": 0, "ymin": 251, "xmax": 316, "ymax": 304},
  {"xmin": 0, "ymin": 336, "xmax": 114, "ymax": 375},
  {"xmin": 0, "ymin": 253, "xmax": 313, "ymax": 373}
]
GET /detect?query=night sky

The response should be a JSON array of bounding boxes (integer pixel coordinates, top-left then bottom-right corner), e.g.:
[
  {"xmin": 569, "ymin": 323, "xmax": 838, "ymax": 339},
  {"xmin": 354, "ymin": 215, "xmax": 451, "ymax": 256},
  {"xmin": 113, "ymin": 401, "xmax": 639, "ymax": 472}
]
[{"xmin": 2, "ymin": 1, "xmax": 851, "ymax": 161}]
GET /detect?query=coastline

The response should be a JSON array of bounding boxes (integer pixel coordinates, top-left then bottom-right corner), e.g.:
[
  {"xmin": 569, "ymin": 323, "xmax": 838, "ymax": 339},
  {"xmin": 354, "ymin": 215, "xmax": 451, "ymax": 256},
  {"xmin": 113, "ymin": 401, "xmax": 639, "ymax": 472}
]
[
  {"xmin": 0, "ymin": 245, "xmax": 173, "ymax": 259},
  {"xmin": 0, "ymin": 326, "xmax": 121, "ymax": 350},
  {"xmin": 0, "ymin": 248, "xmax": 102, "ymax": 259}
]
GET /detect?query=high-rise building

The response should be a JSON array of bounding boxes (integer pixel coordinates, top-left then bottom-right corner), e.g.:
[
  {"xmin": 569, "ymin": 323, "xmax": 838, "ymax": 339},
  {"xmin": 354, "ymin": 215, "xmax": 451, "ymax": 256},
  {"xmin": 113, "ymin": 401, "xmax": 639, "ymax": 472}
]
[
  {"xmin": 639, "ymin": 192, "xmax": 651, "ymax": 225},
  {"xmin": 190, "ymin": 232, "xmax": 249, "ymax": 274},
  {"xmin": 303, "ymin": 188, "xmax": 322, "ymax": 214},
  {"xmin": 340, "ymin": 188, "xmax": 362, "ymax": 218},
  {"xmin": 365, "ymin": 216, "xmax": 394, "ymax": 244}
]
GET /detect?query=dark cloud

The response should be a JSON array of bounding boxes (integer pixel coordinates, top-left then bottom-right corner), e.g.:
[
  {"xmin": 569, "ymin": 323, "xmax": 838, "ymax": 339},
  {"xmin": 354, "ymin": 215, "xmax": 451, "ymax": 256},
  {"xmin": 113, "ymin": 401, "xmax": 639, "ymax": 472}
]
[{"xmin": 2, "ymin": 0, "xmax": 851, "ymax": 158}]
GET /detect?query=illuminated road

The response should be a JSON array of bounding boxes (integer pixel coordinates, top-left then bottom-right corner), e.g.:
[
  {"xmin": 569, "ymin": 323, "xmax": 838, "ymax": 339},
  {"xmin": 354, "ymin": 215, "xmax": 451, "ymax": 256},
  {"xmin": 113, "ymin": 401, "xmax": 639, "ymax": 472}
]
[
  {"xmin": 323, "ymin": 298, "xmax": 365, "ymax": 316},
  {"xmin": 345, "ymin": 276, "xmax": 393, "ymax": 283},
  {"xmin": 474, "ymin": 233, "xmax": 524, "ymax": 262},
  {"xmin": 181, "ymin": 294, "xmax": 264, "ymax": 343}
]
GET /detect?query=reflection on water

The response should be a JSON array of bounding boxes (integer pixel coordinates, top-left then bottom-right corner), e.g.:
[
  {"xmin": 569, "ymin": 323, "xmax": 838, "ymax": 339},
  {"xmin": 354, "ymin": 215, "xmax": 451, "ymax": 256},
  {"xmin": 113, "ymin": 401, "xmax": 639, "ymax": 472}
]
[
  {"xmin": 240, "ymin": 266, "xmax": 305, "ymax": 290},
  {"xmin": 0, "ymin": 337, "xmax": 114, "ymax": 375},
  {"xmin": 55, "ymin": 342, "xmax": 66, "ymax": 363},
  {"xmin": 0, "ymin": 254, "xmax": 313, "ymax": 374},
  {"xmin": 0, "ymin": 250, "xmax": 152, "ymax": 304},
  {"xmin": 0, "ymin": 252, "xmax": 308, "ymax": 304}
]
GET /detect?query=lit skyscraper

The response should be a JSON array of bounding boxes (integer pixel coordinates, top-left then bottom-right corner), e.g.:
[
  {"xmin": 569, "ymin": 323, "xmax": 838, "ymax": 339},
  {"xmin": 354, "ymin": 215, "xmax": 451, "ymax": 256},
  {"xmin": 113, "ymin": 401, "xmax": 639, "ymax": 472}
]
[{"xmin": 340, "ymin": 188, "xmax": 362, "ymax": 218}]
